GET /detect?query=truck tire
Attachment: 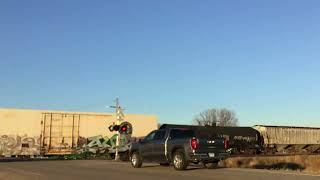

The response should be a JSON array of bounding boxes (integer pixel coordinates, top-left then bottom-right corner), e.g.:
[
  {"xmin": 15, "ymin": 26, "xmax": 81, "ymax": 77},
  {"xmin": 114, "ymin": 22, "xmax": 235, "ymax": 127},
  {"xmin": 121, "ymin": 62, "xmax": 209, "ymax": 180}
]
[
  {"xmin": 172, "ymin": 150, "xmax": 188, "ymax": 170},
  {"xmin": 131, "ymin": 152, "xmax": 142, "ymax": 168},
  {"xmin": 203, "ymin": 161, "xmax": 219, "ymax": 169}
]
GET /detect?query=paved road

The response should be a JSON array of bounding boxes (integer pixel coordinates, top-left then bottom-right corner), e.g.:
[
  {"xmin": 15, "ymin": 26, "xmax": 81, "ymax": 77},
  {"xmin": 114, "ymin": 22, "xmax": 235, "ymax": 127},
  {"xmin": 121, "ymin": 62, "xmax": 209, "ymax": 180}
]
[{"xmin": 0, "ymin": 160, "xmax": 319, "ymax": 180}]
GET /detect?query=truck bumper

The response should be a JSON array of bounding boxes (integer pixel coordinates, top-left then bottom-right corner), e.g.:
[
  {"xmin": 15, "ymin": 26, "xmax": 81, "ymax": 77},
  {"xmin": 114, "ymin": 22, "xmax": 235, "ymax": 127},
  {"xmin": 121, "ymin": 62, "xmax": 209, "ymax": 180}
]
[{"xmin": 188, "ymin": 152, "xmax": 229, "ymax": 163}]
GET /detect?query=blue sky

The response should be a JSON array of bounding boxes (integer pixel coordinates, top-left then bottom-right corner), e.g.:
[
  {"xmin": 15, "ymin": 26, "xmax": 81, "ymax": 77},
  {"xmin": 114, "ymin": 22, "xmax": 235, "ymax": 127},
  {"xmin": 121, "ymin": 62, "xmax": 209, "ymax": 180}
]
[{"xmin": 1, "ymin": 1, "xmax": 320, "ymax": 127}]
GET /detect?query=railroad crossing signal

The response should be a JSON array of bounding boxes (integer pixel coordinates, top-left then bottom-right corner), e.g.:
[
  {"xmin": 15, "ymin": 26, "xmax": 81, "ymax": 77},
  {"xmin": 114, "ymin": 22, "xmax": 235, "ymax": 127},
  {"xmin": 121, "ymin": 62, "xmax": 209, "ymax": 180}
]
[
  {"xmin": 119, "ymin": 122, "xmax": 132, "ymax": 135},
  {"xmin": 109, "ymin": 98, "xmax": 126, "ymax": 161},
  {"xmin": 108, "ymin": 122, "xmax": 132, "ymax": 135}
]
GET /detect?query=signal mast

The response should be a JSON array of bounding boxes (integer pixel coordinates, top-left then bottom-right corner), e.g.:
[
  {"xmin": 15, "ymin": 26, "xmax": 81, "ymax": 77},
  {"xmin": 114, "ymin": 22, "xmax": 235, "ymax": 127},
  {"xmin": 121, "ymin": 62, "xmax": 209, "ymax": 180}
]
[{"xmin": 110, "ymin": 97, "xmax": 125, "ymax": 160}]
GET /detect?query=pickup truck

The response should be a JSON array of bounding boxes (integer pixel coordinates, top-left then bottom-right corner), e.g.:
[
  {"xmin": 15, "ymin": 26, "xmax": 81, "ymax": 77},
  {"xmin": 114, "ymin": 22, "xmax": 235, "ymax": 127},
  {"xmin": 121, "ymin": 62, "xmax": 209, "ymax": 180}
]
[{"xmin": 129, "ymin": 125, "xmax": 229, "ymax": 170}]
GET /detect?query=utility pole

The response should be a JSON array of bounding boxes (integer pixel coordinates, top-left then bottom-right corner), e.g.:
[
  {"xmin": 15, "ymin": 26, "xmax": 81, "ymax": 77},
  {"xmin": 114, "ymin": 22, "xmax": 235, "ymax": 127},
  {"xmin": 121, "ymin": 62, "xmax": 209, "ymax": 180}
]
[{"xmin": 110, "ymin": 98, "xmax": 124, "ymax": 160}]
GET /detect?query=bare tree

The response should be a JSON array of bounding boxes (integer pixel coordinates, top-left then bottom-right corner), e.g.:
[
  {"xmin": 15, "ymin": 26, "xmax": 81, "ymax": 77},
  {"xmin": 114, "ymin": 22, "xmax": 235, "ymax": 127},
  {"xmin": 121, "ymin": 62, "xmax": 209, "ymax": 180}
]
[
  {"xmin": 193, "ymin": 108, "xmax": 218, "ymax": 126},
  {"xmin": 193, "ymin": 108, "xmax": 238, "ymax": 127},
  {"xmin": 217, "ymin": 108, "xmax": 238, "ymax": 126}
]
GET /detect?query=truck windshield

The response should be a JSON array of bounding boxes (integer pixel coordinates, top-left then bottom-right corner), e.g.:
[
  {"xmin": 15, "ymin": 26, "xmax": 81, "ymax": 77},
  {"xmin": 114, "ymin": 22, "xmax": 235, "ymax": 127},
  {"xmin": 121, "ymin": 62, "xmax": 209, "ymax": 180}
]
[{"xmin": 170, "ymin": 129, "xmax": 195, "ymax": 139}]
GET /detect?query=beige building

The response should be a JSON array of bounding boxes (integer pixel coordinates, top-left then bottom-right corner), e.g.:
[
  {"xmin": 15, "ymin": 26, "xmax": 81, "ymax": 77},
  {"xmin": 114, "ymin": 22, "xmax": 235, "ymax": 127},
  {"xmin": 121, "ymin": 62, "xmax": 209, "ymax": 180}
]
[{"xmin": 0, "ymin": 108, "xmax": 158, "ymax": 156}]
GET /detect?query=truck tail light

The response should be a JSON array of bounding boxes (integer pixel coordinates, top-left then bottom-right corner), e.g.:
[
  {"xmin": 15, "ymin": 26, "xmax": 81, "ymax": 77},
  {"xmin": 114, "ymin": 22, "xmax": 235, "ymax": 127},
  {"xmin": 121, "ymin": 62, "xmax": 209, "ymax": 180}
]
[
  {"xmin": 224, "ymin": 139, "xmax": 229, "ymax": 150},
  {"xmin": 190, "ymin": 137, "xmax": 199, "ymax": 150}
]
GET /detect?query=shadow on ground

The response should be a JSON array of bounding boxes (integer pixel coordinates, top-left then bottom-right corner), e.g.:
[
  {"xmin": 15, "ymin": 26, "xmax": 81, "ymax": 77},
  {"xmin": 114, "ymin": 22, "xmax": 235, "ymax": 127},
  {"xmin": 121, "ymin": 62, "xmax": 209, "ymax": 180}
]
[
  {"xmin": 142, "ymin": 165, "xmax": 160, "ymax": 168},
  {"xmin": 142, "ymin": 164, "xmax": 225, "ymax": 171}
]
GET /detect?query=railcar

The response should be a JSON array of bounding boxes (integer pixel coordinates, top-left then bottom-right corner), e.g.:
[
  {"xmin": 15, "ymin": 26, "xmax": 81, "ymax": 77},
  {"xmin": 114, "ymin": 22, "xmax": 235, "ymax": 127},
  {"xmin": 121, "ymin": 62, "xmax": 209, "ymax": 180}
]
[
  {"xmin": 0, "ymin": 108, "xmax": 158, "ymax": 157},
  {"xmin": 253, "ymin": 125, "xmax": 320, "ymax": 154}
]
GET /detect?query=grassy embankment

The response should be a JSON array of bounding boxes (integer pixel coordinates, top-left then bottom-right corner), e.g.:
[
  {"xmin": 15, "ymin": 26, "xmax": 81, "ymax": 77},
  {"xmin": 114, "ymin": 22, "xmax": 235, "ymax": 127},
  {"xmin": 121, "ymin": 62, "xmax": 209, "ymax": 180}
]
[{"xmin": 219, "ymin": 155, "xmax": 320, "ymax": 174}]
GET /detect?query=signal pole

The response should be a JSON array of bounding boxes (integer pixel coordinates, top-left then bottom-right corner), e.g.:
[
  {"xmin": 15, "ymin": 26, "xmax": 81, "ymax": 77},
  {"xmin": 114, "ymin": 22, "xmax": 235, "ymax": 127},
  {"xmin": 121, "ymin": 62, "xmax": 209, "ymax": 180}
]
[{"xmin": 110, "ymin": 98, "xmax": 125, "ymax": 160}]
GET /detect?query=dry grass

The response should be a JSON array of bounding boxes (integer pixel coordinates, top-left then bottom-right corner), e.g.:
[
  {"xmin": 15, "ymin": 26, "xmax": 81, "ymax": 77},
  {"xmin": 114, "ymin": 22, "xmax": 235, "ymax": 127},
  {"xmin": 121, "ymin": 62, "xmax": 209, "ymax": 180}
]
[{"xmin": 219, "ymin": 155, "xmax": 320, "ymax": 174}]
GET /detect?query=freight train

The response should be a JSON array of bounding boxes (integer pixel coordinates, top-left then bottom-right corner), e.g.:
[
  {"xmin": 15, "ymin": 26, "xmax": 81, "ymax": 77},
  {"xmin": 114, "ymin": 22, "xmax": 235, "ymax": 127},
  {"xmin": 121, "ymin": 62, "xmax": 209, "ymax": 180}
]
[
  {"xmin": 1, "ymin": 107, "xmax": 319, "ymax": 158},
  {"xmin": 159, "ymin": 124, "xmax": 320, "ymax": 155}
]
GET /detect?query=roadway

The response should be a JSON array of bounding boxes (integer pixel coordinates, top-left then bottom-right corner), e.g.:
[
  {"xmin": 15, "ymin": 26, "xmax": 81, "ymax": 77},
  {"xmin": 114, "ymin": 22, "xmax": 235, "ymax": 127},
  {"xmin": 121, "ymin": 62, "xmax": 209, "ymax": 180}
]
[{"xmin": 0, "ymin": 160, "xmax": 319, "ymax": 180}]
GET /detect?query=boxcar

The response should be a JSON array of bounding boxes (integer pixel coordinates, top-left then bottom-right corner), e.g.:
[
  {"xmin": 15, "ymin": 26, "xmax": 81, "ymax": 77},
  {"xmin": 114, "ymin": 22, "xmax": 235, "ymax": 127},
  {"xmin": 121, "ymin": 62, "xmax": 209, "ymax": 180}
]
[{"xmin": 0, "ymin": 108, "xmax": 158, "ymax": 157}]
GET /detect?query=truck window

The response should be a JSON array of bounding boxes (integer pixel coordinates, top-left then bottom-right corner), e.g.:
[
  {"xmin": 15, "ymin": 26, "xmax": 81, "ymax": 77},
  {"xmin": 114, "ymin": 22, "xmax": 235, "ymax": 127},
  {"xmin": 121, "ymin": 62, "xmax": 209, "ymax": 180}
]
[
  {"xmin": 154, "ymin": 130, "xmax": 166, "ymax": 140},
  {"xmin": 144, "ymin": 131, "xmax": 156, "ymax": 141},
  {"xmin": 170, "ymin": 129, "xmax": 195, "ymax": 139}
]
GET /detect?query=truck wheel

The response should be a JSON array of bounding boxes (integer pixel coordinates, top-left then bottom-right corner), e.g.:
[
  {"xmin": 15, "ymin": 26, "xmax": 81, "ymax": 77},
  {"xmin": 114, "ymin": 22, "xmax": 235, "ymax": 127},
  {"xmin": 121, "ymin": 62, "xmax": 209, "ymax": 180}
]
[
  {"xmin": 203, "ymin": 161, "xmax": 219, "ymax": 169},
  {"xmin": 131, "ymin": 152, "xmax": 142, "ymax": 168},
  {"xmin": 172, "ymin": 150, "xmax": 188, "ymax": 170}
]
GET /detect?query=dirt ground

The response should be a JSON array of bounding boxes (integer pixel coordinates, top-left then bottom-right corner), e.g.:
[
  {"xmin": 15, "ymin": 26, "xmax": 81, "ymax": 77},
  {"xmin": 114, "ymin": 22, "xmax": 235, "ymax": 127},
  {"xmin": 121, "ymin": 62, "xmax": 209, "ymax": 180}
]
[{"xmin": 219, "ymin": 155, "xmax": 320, "ymax": 174}]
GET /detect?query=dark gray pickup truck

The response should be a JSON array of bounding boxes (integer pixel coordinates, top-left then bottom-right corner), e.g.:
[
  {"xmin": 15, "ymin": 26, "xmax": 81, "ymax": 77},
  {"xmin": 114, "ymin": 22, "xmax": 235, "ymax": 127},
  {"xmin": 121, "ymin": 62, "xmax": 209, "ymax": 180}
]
[{"xmin": 129, "ymin": 125, "xmax": 229, "ymax": 170}]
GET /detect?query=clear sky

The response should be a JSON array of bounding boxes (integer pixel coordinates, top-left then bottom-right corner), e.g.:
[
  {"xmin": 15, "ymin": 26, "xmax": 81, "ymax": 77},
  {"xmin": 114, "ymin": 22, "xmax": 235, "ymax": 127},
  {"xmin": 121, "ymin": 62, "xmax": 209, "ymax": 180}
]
[{"xmin": 1, "ymin": 1, "xmax": 320, "ymax": 127}]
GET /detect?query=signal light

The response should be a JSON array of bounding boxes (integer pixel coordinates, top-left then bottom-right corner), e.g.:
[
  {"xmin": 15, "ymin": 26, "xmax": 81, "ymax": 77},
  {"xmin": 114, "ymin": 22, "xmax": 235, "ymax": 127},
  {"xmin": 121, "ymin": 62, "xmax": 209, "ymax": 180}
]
[
  {"xmin": 108, "ymin": 122, "xmax": 133, "ymax": 134},
  {"xmin": 119, "ymin": 124, "xmax": 128, "ymax": 134},
  {"xmin": 108, "ymin": 124, "xmax": 120, "ymax": 132},
  {"xmin": 224, "ymin": 139, "xmax": 229, "ymax": 150},
  {"xmin": 114, "ymin": 125, "xmax": 120, "ymax": 131},
  {"xmin": 190, "ymin": 137, "xmax": 199, "ymax": 150},
  {"xmin": 121, "ymin": 126, "xmax": 127, "ymax": 132},
  {"xmin": 118, "ymin": 122, "xmax": 132, "ymax": 135}
]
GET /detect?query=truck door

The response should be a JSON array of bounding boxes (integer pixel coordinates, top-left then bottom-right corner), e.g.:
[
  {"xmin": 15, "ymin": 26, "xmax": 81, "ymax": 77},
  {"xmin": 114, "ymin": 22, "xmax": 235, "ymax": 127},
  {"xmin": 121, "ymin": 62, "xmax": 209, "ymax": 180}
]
[
  {"xmin": 152, "ymin": 129, "xmax": 167, "ymax": 163},
  {"xmin": 140, "ymin": 130, "xmax": 156, "ymax": 161}
]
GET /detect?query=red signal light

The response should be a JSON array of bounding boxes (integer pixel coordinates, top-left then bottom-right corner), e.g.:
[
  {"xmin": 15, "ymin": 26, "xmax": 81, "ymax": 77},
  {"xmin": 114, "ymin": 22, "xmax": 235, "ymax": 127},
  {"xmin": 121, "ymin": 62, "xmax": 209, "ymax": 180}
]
[
  {"xmin": 224, "ymin": 139, "xmax": 229, "ymax": 149},
  {"xmin": 190, "ymin": 137, "xmax": 199, "ymax": 150},
  {"xmin": 117, "ymin": 122, "xmax": 132, "ymax": 135},
  {"xmin": 119, "ymin": 125, "xmax": 128, "ymax": 134}
]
